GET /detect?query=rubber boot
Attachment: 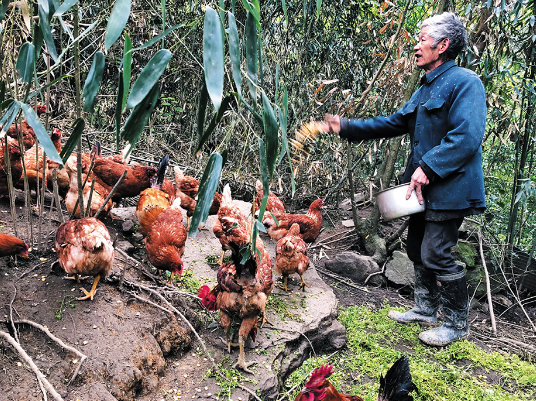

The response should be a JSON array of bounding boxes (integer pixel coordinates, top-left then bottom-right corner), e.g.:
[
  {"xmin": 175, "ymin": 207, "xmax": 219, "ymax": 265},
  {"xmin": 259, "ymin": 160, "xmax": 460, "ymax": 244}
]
[
  {"xmin": 419, "ymin": 270, "xmax": 469, "ymax": 346},
  {"xmin": 388, "ymin": 263, "xmax": 439, "ymax": 324}
]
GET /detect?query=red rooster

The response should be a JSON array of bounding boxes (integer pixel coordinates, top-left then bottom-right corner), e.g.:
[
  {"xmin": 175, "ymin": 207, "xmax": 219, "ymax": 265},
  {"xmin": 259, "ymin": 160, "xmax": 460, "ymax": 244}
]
[
  {"xmin": 295, "ymin": 356, "xmax": 417, "ymax": 401},
  {"xmin": 263, "ymin": 199, "xmax": 323, "ymax": 243}
]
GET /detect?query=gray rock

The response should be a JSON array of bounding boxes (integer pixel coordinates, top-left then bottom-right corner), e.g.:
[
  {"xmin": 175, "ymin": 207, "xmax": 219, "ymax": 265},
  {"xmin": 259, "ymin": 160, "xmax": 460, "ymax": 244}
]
[
  {"xmin": 385, "ymin": 251, "xmax": 414, "ymax": 286},
  {"xmin": 338, "ymin": 194, "xmax": 365, "ymax": 211},
  {"xmin": 324, "ymin": 252, "xmax": 381, "ymax": 284},
  {"xmin": 115, "ymin": 240, "xmax": 135, "ymax": 254},
  {"xmin": 132, "ymin": 233, "xmax": 144, "ymax": 242},
  {"xmin": 341, "ymin": 219, "xmax": 355, "ymax": 228},
  {"xmin": 122, "ymin": 219, "xmax": 135, "ymax": 234},
  {"xmin": 111, "ymin": 207, "xmax": 136, "ymax": 221}
]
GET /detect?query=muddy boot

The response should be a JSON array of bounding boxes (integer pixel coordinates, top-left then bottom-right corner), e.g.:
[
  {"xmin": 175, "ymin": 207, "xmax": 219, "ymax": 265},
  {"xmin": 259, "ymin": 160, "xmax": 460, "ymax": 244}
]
[
  {"xmin": 388, "ymin": 263, "xmax": 439, "ymax": 324},
  {"xmin": 419, "ymin": 270, "xmax": 469, "ymax": 346}
]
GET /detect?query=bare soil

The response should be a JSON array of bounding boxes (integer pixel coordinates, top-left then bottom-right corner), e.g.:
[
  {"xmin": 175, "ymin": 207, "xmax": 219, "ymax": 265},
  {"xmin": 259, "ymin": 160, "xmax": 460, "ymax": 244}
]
[{"xmin": 0, "ymin": 196, "xmax": 535, "ymax": 401}]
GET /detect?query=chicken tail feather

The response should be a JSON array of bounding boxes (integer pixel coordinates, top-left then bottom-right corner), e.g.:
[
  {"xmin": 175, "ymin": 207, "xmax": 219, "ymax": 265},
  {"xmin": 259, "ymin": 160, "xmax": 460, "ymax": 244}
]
[
  {"xmin": 152, "ymin": 155, "xmax": 169, "ymax": 189},
  {"xmin": 377, "ymin": 355, "xmax": 417, "ymax": 401}
]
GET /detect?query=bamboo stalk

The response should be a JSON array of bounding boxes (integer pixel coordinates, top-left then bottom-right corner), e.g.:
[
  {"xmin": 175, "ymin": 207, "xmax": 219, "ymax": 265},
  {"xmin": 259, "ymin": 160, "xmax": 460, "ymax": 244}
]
[
  {"xmin": 85, "ymin": 177, "xmax": 96, "ymax": 218},
  {"xmin": 52, "ymin": 169, "xmax": 65, "ymax": 224}
]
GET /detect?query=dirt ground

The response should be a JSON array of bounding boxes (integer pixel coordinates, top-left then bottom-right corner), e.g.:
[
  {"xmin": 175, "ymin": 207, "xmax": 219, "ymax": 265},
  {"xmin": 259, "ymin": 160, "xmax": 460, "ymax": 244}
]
[{"xmin": 0, "ymin": 195, "xmax": 535, "ymax": 401}]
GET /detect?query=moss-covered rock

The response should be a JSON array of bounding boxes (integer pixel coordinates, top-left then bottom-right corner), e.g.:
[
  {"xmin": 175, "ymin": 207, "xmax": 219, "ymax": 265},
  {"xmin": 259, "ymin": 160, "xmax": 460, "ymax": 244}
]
[{"xmin": 453, "ymin": 240, "xmax": 478, "ymax": 268}]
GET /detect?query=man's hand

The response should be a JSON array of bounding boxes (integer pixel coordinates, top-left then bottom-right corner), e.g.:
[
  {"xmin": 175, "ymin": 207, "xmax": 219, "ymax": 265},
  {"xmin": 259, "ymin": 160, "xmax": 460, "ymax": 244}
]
[
  {"xmin": 324, "ymin": 114, "xmax": 341, "ymax": 133},
  {"xmin": 406, "ymin": 167, "xmax": 429, "ymax": 205}
]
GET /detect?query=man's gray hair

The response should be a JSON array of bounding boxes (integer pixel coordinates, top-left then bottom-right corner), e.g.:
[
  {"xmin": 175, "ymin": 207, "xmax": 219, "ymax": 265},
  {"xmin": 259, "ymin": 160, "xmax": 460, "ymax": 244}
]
[{"xmin": 421, "ymin": 12, "xmax": 468, "ymax": 60}]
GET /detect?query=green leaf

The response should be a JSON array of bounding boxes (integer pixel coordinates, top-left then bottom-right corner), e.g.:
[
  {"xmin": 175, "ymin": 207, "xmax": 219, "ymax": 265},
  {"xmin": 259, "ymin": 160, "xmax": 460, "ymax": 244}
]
[
  {"xmin": 257, "ymin": 138, "xmax": 270, "ymax": 222},
  {"xmin": 0, "ymin": 0, "xmax": 10, "ymax": 22},
  {"xmin": 15, "ymin": 43, "xmax": 35, "ymax": 84},
  {"xmin": 50, "ymin": 0, "xmax": 73, "ymax": 40},
  {"xmin": 0, "ymin": 101, "xmax": 20, "ymax": 130},
  {"xmin": 240, "ymin": 0, "xmax": 260, "ymax": 29},
  {"xmin": 127, "ymin": 49, "xmax": 171, "ymax": 109},
  {"xmin": 228, "ymin": 12, "xmax": 242, "ymax": 96},
  {"xmin": 316, "ymin": 0, "xmax": 322, "ymax": 18},
  {"xmin": 203, "ymin": 6, "xmax": 224, "ymax": 111},
  {"xmin": 245, "ymin": 12, "xmax": 257, "ymax": 110},
  {"xmin": 105, "ymin": 0, "xmax": 131, "ymax": 51},
  {"xmin": 82, "ymin": 51, "xmax": 105, "ymax": 114},
  {"xmin": 281, "ymin": 0, "xmax": 288, "ymax": 26},
  {"xmin": 38, "ymin": 0, "xmax": 49, "ymax": 16},
  {"xmin": 60, "ymin": 118, "xmax": 85, "ymax": 164},
  {"xmin": 127, "ymin": 24, "xmax": 183, "ymax": 53},
  {"xmin": 122, "ymin": 33, "xmax": 132, "ymax": 110},
  {"xmin": 188, "ymin": 153, "xmax": 223, "ymax": 238},
  {"xmin": 38, "ymin": 4, "xmax": 58, "ymax": 63},
  {"xmin": 278, "ymin": 86, "xmax": 294, "ymax": 194},
  {"xmin": 57, "ymin": 19, "xmax": 99, "ymax": 63},
  {"xmin": 33, "ymin": 21, "xmax": 45, "ymax": 60},
  {"xmin": 21, "ymin": 102, "xmax": 62, "ymax": 165},
  {"xmin": 262, "ymin": 90, "xmax": 279, "ymax": 179},
  {"xmin": 197, "ymin": 81, "xmax": 209, "ymax": 143},
  {"xmin": 115, "ymin": 70, "xmax": 124, "ymax": 147},
  {"xmin": 196, "ymin": 95, "xmax": 232, "ymax": 155},
  {"xmin": 53, "ymin": 0, "xmax": 78, "ymax": 16},
  {"xmin": 121, "ymin": 83, "xmax": 159, "ymax": 157},
  {"xmin": 27, "ymin": 74, "xmax": 70, "ymax": 100}
]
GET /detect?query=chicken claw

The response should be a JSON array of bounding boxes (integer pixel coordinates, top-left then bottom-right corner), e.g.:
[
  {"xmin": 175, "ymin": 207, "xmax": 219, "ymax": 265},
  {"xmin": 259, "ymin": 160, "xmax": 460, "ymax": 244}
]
[
  {"xmin": 78, "ymin": 275, "xmax": 101, "ymax": 301},
  {"xmin": 279, "ymin": 275, "xmax": 290, "ymax": 291},
  {"xmin": 299, "ymin": 275, "xmax": 310, "ymax": 291},
  {"xmin": 233, "ymin": 336, "xmax": 256, "ymax": 374},
  {"xmin": 222, "ymin": 326, "xmax": 238, "ymax": 353},
  {"xmin": 63, "ymin": 274, "xmax": 90, "ymax": 283}
]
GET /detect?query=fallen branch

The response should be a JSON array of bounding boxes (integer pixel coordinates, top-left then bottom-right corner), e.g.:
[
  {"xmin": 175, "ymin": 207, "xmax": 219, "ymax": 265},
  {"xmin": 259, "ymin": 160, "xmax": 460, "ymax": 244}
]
[
  {"xmin": 315, "ymin": 266, "xmax": 369, "ymax": 292},
  {"xmin": 496, "ymin": 337, "xmax": 536, "ymax": 353},
  {"xmin": 9, "ymin": 285, "xmax": 19, "ymax": 343},
  {"xmin": 386, "ymin": 219, "xmax": 410, "ymax": 245},
  {"xmin": 128, "ymin": 281, "xmax": 262, "ymax": 401},
  {"xmin": 94, "ymin": 169, "xmax": 128, "ymax": 219},
  {"xmin": 0, "ymin": 329, "xmax": 63, "ymax": 401},
  {"xmin": 364, "ymin": 259, "xmax": 388, "ymax": 285},
  {"xmin": 478, "ymin": 229, "xmax": 497, "ymax": 335},
  {"xmin": 309, "ymin": 232, "xmax": 357, "ymax": 250},
  {"xmin": 12, "ymin": 319, "xmax": 87, "ymax": 385}
]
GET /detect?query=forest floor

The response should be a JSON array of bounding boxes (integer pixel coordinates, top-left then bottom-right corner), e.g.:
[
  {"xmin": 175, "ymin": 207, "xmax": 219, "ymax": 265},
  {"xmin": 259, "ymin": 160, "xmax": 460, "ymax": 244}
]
[{"xmin": 0, "ymin": 193, "xmax": 535, "ymax": 401}]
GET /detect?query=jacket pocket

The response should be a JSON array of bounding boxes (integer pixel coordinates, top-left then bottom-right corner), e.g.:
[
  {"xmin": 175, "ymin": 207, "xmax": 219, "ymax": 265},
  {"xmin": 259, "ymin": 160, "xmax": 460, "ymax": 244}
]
[
  {"xmin": 423, "ymin": 98, "xmax": 445, "ymax": 111},
  {"xmin": 400, "ymin": 101, "xmax": 417, "ymax": 115}
]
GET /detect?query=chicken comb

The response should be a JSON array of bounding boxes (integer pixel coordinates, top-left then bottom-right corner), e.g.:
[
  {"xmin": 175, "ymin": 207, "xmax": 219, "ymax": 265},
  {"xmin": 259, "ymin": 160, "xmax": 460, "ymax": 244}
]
[
  {"xmin": 293, "ymin": 121, "xmax": 328, "ymax": 152},
  {"xmin": 305, "ymin": 364, "xmax": 334, "ymax": 388}
]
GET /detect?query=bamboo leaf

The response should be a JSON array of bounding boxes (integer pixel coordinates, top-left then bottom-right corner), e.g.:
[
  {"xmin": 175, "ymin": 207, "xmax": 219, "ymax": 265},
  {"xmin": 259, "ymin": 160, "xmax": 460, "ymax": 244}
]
[
  {"xmin": 197, "ymin": 81, "xmax": 209, "ymax": 144},
  {"xmin": 203, "ymin": 6, "xmax": 224, "ymax": 111},
  {"xmin": 27, "ymin": 74, "xmax": 70, "ymax": 100},
  {"xmin": 60, "ymin": 118, "xmax": 85, "ymax": 164},
  {"xmin": 53, "ymin": 0, "xmax": 78, "ymax": 16},
  {"xmin": 33, "ymin": 21, "xmax": 45, "ymax": 60},
  {"xmin": 262, "ymin": 90, "xmax": 279, "ymax": 179},
  {"xmin": 82, "ymin": 51, "xmax": 105, "ymax": 114},
  {"xmin": 122, "ymin": 33, "xmax": 132, "ymax": 110},
  {"xmin": 121, "ymin": 83, "xmax": 159, "ymax": 157},
  {"xmin": 245, "ymin": 12, "xmax": 257, "ymax": 109},
  {"xmin": 57, "ymin": 19, "xmax": 99, "ymax": 63},
  {"xmin": 128, "ymin": 24, "xmax": 183, "ymax": 53},
  {"xmin": 38, "ymin": 4, "xmax": 58, "ymax": 63},
  {"xmin": 188, "ymin": 153, "xmax": 223, "ymax": 238},
  {"xmin": 240, "ymin": 0, "xmax": 260, "ymax": 29},
  {"xmin": 228, "ymin": 12, "xmax": 242, "ymax": 96},
  {"xmin": 20, "ymin": 0, "xmax": 31, "ymax": 32},
  {"xmin": 115, "ymin": 70, "xmax": 124, "ymax": 147},
  {"xmin": 316, "ymin": 0, "xmax": 322, "ymax": 18},
  {"xmin": 51, "ymin": 0, "xmax": 74, "ymax": 40},
  {"xmin": 105, "ymin": 0, "xmax": 131, "ymax": 51},
  {"xmin": 278, "ymin": 86, "xmax": 294, "ymax": 195},
  {"xmin": 257, "ymin": 138, "xmax": 269, "ymax": 222},
  {"xmin": 21, "ymin": 102, "xmax": 62, "ymax": 165},
  {"xmin": 15, "ymin": 42, "xmax": 35, "ymax": 84},
  {"xmin": 281, "ymin": 0, "xmax": 288, "ymax": 25},
  {"xmin": 0, "ymin": 0, "xmax": 10, "ymax": 22},
  {"xmin": 0, "ymin": 101, "xmax": 20, "ymax": 132},
  {"xmin": 127, "ymin": 49, "xmax": 171, "ymax": 109},
  {"xmin": 196, "ymin": 95, "xmax": 232, "ymax": 155}
]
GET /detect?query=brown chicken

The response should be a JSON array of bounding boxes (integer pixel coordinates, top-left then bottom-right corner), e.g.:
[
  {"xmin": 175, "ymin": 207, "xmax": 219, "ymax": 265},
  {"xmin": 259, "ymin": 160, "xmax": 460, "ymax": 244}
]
[
  {"xmin": 92, "ymin": 157, "xmax": 156, "ymax": 201},
  {"xmin": 135, "ymin": 156, "xmax": 171, "ymax": 235},
  {"xmin": 64, "ymin": 172, "xmax": 113, "ymax": 218},
  {"xmin": 198, "ymin": 239, "xmax": 273, "ymax": 373},
  {"xmin": 145, "ymin": 198, "xmax": 187, "ymax": 277},
  {"xmin": 4, "ymin": 105, "xmax": 47, "ymax": 150},
  {"xmin": 55, "ymin": 217, "xmax": 115, "ymax": 301},
  {"xmin": 0, "ymin": 234, "xmax": 29, "ymax": 258},
  {"xmin": 0, "ymin": 137, "xmax": 23, "ymax": 194},
  {"xmin": 263, "ymin": 199, "xmax": 323, "ymax": 243},
  {"xmin": 15, "ymin": 128, "xmax": 63, "ymax": 191},
  {"xmin": 275, "ymin": 223, "xmax": 310, "ymax": 291},
  {"xmin": 174, "ymin": 167, "xmax": 222, "ymax": 229},
  {"xmin": 295, "ymin": 356, "xmax": 417, "ymax": 401},
  {"xmin": 254, "ymin": 180, "xmax": 285, "ymax": 215},
  {"xmin": 212, "ymin": 184, "xmax": 251, "ymax": 264}
]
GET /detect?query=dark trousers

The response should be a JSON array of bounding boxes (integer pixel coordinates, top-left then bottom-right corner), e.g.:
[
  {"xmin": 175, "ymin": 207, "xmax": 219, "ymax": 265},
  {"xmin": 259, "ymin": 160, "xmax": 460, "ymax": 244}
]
[{"xmin": 406, "ymin": 212, "xmax": 464, "ymax": 275}]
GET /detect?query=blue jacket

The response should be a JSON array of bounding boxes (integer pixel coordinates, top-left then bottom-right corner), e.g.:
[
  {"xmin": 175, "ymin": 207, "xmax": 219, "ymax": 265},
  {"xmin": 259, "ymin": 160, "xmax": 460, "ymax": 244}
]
[{"xmin": 340, "ymin": 60, "xmax": 487, "ymax": 210}]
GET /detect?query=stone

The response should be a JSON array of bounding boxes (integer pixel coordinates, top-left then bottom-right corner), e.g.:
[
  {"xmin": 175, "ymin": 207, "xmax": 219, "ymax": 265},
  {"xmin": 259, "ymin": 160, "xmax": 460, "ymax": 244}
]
[
  {"xmin": 341, "ymin": 219, "xmax": 355, "ymax": 228},
  {"xmin": 115, "ymin": 240, "xmax": 135, "ymax": 254},
  {"xmin": 338, "ymin": 194, "xmax": 365, "ymax": 211},
  {"xmin": 453, "ymin": 240, "xmax": 478, "ymax": 268},
  {"xmin": 122, "ymin": 219, "xmax": 136, "ymax": 234},
  {"xmin": 324, "ymin": 252, "xmax": 381, "ymax": 284},
  {"xmin": 385, "ymin": 251, "xmax": 414, "ymax": 287},
  {"xmin": 132, "ymin": 233, "xmax": 144, "ymax": 242},
  {"xmin": 111, "ymin": 207, "xmax": 136, "ymax": 221}
]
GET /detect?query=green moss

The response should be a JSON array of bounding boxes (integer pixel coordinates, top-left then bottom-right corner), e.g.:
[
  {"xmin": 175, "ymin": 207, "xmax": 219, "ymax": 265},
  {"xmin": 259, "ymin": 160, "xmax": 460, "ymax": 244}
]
[{"xmin": 455, "ymin": 240, "xmax": 478, "ymax": 268}]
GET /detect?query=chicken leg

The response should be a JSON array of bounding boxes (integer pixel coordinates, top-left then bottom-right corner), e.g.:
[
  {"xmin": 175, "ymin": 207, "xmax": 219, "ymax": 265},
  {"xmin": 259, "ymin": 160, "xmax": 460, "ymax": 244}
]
[
  {"xmin": 299, "ymin": 274, "xmax": 310, "ymax": 291},
  {"xmin": 78, "ymin": 274, "xmax": 101, "ymax": 301},
  {"xmin": 279, "ymin": 274, "xmax": 290, "ymax": 291},
  {"xmin": 233, "ymin": 335, "xmax": 256, "ymax": 374},
  {"xmin": 221, "ymin": 312, "xmax": 238, "ymax": 352}
]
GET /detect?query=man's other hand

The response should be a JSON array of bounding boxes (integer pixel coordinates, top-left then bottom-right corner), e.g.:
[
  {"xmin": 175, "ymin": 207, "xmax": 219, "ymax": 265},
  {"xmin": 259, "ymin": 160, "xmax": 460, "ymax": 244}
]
[{"xmin": 406, "ymin": 167, "xmax": 429, "ymax": 205}]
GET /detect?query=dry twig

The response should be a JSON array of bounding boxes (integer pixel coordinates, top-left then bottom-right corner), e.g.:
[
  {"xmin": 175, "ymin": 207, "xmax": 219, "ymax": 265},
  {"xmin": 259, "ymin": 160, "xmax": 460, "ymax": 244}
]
[
  {"xmin": 93, "ymin": 169, "xmax": 127, "ymax": 219},
  {"xmin": 478, "ymin": 229, "xmax": 497, "ymax": 335}
]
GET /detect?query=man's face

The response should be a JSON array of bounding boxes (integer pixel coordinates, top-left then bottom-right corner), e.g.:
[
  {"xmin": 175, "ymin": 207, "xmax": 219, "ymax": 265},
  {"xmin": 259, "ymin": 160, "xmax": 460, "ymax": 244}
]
[{"xmin": 414, "ymin": 26, "xmax": 447, "ymax": 73}]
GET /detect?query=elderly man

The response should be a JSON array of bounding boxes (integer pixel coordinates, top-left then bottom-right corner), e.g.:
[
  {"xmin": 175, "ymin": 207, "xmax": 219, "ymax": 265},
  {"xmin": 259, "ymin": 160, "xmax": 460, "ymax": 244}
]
[{"xmin": 325, "ymin": 12, "xmax": 487, "ymax": 346}]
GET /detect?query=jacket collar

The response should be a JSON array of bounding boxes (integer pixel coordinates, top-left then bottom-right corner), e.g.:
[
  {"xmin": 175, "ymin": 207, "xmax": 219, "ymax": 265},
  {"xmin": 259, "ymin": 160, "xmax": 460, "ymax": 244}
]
[{"xmin": 420, "ymin": 60, "xmax": 457, "ymax": 85}]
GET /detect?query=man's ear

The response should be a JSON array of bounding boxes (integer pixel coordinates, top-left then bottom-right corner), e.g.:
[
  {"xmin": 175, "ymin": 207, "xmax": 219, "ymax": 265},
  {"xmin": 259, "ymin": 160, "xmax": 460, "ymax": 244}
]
[{"xmin": 438, "ymin": 38, "xmax": 450, "ymax": 55}]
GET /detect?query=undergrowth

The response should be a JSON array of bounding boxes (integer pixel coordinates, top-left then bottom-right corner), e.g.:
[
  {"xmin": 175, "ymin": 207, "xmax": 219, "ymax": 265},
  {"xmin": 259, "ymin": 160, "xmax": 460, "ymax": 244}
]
[
  {"xmin": 205, "ymin": 356, "xmax": 258, "ymax": 399},
  {"xmin": 284, "ymin": 304, "xmax": 536, "ymax": 401}
]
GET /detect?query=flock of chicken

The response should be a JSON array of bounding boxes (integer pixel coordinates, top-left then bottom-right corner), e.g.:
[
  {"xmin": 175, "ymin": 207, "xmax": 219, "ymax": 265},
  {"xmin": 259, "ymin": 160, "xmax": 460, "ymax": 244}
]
[{"xmin": 0, "ymin": 106, "xmax": 325, "ymax": 372}]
